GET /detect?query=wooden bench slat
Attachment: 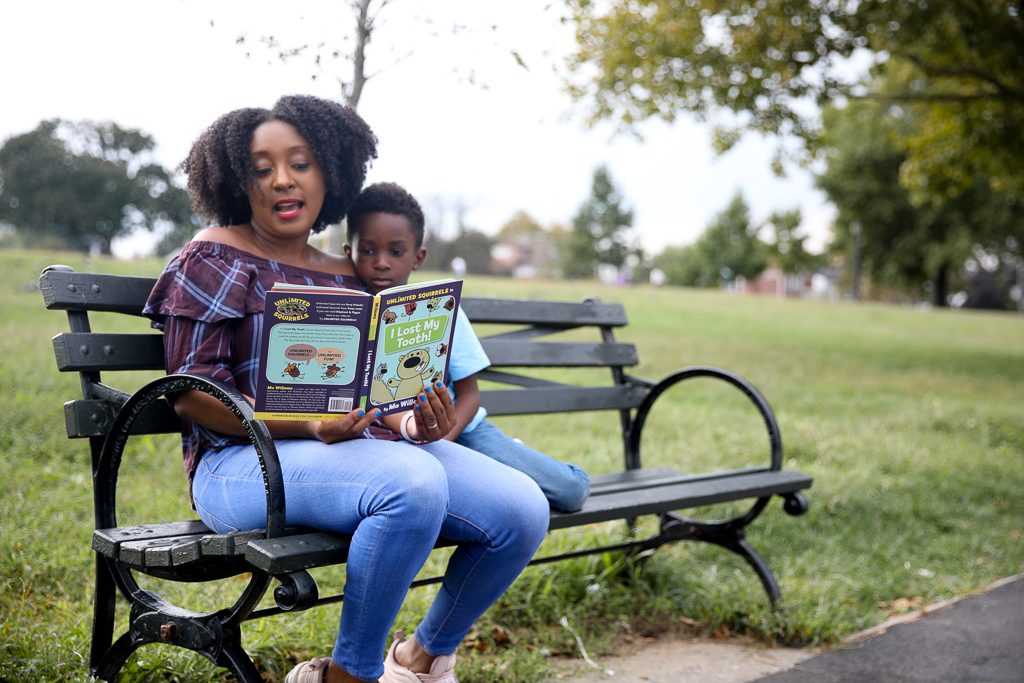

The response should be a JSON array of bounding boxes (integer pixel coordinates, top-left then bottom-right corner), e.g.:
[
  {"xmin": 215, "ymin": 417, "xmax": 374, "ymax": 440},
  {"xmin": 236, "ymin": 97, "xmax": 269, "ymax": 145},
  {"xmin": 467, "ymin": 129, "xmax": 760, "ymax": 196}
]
[
  {"xmin": 40, "ymin": 269, "xmax": 155, "ymax": 314},
  {"xmin": 548, "ymin": 469, "xmax": 812, "ymax": 531},
  {"xmin": 64, "ymin": 398, "xmax": 180, "ymax": 438},
  {"xmin": 201, "ymin": 529, "xmax": 268, "ymax": 558},
  {"xmin": 246, "ymin": 532, "xmax": 353, "ymax": 574},
  {"xmin": 588, "ymin": 468, "xmax": 679, "ymax": 488},
  {"xmin": 53, "ymin": 332, "xmax": 165, "ymax": 372},
  {"xmin": 475, "ymin": 369, "xmax": 569, "ymax": 389},
  {"xmin": 588, "ymin": 467, "xmax": 774, "ymax": 496},
  {"xmin": 461, "ymin": 297, "xmax": 628, "ymax": 327},
  {"xmin": 93, "ymin": 520, "xmax": 211, "ymax": 558},
  {"xmin": 123, "ymin": 536, "xmax": 207, "ymax": 568},
  {"xmin": 480, "ymin": 386, "xmax": 647, "ymax": 416},
  {"xmin": 481, "ymin": 340, "xmax": 638, "ymax": 367}
]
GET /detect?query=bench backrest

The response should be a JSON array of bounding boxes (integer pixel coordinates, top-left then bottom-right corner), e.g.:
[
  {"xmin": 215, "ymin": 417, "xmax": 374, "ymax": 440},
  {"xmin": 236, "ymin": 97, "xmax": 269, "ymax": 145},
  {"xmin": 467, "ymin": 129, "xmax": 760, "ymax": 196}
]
[{"xmin": 41, "ymin": 265, "xmax": 647, "ymax": 445}]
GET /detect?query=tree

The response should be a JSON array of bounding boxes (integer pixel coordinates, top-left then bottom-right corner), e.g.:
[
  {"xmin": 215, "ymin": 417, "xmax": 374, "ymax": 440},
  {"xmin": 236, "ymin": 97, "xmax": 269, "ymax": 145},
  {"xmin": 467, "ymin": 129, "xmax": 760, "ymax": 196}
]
[
  {"xmin": 652, "ymin": 243, "xmax": 705, "ymax": 287},
  {"xmin": 0, "ymin": 120, "xmax": 192, "ymax": 254},
  {"xmin": 565, "ymin": 1, "xmax": 1024, "ymax": 197},
  {"xmin": 816, "ymin": 101, "xmax": 1024, "ymax": 306},
  {"xmin": 234, "ymin": 1, "xmax": 508, "ymax": 109},
  {"xmin": 155, "ymin": 215, "xmax": 205, "ymax": 256},
  {"xmin": 696, "ymin": 191, "xmax": 768, "ymax": 285},
  {"xmin": 762, "ymin": 209, "xmax": 821, "ymax": 275},
  {"xmin": 491, "ymin": 211, "xmax": 564, "ymax": 278},
  {"xmin": 236, "ymin": 0, "xmax": 383, "ymax": 108},
  {"xmin": 654, "ymin": 192, "xmax": 767, "ymax": 287},
  {"xmin": 562, "ymin": 165, "xmax": 635, "ymax": 279}
]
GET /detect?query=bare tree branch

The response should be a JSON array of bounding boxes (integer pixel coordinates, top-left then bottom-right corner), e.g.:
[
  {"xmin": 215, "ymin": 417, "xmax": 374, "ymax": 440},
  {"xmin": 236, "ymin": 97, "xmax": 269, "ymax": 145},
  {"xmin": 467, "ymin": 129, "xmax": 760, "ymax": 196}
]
[{"xmin": 897, "ymin": 52, "xmax": 1024, "ymax": 102}]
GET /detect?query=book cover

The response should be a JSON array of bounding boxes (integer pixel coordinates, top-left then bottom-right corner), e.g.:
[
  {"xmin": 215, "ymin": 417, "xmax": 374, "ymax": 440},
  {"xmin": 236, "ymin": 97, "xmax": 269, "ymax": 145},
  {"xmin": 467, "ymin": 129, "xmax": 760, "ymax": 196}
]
[{"xmin": 253, "ymin": 279, "xmax": 462, "ymax": 420}]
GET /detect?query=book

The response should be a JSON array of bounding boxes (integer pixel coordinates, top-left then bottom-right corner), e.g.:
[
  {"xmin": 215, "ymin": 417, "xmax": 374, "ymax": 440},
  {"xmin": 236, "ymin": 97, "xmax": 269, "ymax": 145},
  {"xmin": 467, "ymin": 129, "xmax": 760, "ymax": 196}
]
[{"xmin": 252, "ymin": 278, "xmax": 462, "ymax": 420}]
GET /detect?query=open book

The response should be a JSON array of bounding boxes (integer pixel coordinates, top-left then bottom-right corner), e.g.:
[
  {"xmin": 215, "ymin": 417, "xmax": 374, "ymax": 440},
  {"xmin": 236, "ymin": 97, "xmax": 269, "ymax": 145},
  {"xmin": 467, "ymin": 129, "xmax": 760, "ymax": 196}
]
[{"xmin": 253, "ymin": 278, "xmax": 462, "ymax": 420}]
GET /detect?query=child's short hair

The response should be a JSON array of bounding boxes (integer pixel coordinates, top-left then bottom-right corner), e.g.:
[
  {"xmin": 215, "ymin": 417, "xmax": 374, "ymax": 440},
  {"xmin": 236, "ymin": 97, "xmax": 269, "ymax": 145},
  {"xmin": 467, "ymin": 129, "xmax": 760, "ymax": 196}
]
[{"xmin": 347, "ymin": 182, "xmax": 425, "ymax": 248}]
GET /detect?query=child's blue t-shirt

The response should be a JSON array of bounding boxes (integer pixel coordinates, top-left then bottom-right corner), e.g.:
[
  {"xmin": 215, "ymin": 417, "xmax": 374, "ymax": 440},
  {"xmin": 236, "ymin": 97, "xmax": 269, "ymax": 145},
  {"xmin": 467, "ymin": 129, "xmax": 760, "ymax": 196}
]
[{"xmin": 448, "ymin": 307, "xmax": 489, "ymax": 433}]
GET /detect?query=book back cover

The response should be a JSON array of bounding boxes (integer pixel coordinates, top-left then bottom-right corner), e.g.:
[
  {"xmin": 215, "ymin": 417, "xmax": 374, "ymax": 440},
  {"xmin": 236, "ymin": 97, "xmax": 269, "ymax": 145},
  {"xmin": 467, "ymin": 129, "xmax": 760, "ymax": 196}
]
[{"xmin": 254, "ymin": 289, "xmax": 372, "ymax": 420}]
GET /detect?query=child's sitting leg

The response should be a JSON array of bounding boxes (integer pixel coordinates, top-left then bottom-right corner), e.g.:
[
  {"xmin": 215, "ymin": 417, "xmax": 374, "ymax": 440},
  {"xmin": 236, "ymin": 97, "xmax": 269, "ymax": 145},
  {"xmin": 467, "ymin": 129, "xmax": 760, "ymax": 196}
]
[{"xmin": 456, "ymin": 419, "xmax": 590, "ymax": 513}]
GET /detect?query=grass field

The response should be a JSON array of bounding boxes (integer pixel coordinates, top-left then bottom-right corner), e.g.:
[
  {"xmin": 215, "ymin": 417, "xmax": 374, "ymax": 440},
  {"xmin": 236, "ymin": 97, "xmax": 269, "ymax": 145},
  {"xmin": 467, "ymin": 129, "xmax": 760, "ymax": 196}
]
[{"xmin": 2, "ymin": 248, "xmax": 1022, "ymax": 682}]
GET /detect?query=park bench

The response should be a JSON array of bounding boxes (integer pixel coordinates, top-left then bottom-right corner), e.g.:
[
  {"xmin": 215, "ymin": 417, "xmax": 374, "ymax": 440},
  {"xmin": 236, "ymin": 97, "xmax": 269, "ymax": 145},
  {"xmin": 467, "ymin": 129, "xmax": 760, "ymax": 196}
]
[{"xmin": 40, "ymin": 263, "xmax": 812, "ymax": 682}]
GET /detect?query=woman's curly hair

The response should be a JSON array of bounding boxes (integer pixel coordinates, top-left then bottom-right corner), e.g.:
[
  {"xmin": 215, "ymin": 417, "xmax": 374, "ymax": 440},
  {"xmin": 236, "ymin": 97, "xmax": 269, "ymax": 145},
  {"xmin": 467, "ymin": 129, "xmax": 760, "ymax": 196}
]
[
  {"xmin": 180, "ymin": 95, "xmax": 377, "ymax": 232},
  {"xmin": 347, "ymin": 182, "xmax": 426, "ymax": 248}
]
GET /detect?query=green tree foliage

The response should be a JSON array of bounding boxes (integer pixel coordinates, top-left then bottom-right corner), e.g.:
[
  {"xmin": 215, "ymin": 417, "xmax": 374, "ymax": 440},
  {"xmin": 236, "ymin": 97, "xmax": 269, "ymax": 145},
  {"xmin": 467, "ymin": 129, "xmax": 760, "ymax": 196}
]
[
  {"xmin": 0, "ymin": 120, "xmax": 191, "ymax": 254},
  {"xmin": 565, "ymin": 1, "xmax": 1024, "ymax": 196},
  {"xmin": 495, "ymin": 210, "xmax": 545, "ymax": 243},
  {"xmin": 423, "ymin": 227, "xmax": 495, "ymax": 275},
  {"xmin": 816, "ymin": 101, "xmax": 1024, "ymax": 306},
  {"xmin": 155, "ymin": 218, "xmax": 204, "ymax": 257},
  {"xmin": 763, "ymin": 208, "xmax": 822, "ymax": 275},
  {"xmin": 492, "ymin": 211, "xmax": 564, "ymax": 277},
  {"xmin": 654, "ymin": 192, "xmax": 767, "ymax": 287},
  {"xmin": 652, "ymin": 243, "xmax": 706, "ymax": 286},
  {"xmin": 562, "ymin": 165, "xmax": 635, "ymax": 279}
]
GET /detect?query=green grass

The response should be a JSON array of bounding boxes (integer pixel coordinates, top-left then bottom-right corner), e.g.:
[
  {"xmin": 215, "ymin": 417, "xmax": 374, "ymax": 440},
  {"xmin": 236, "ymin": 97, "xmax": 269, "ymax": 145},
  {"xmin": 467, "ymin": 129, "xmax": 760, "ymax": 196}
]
[{"xmin": 2, "ymin": 248, "xmax": 1023, "ymax": 681}]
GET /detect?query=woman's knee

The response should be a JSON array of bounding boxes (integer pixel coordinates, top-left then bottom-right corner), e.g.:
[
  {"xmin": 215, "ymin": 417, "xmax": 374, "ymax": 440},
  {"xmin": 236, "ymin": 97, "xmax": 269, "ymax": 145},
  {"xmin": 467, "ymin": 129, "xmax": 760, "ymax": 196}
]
[
  {"xmin": 501, "ymin": 475, "xmax": 551, "ymax": 552},
  {"xmin": 382, "ymin": 452, "xmax": 449, "ymax": 523}
]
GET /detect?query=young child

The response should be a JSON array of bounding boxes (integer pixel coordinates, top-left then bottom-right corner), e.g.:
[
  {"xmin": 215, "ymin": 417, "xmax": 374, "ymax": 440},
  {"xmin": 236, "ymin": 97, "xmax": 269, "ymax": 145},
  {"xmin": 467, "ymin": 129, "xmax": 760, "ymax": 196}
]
[{"xmin": 345, "ymin": 182, "xmax": 591, "ymax": 512}]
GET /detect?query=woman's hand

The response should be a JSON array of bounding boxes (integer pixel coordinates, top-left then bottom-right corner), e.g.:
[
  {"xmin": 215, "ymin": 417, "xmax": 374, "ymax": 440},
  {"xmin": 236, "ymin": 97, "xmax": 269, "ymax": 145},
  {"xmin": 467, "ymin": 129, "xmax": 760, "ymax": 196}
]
[
  {"xmin": 411, "ymin": 381, "xmax": 457, "ymax": 442},
  {"xmin": 309, "ymin": 408, "xmax": 381, "ymax": 444}
]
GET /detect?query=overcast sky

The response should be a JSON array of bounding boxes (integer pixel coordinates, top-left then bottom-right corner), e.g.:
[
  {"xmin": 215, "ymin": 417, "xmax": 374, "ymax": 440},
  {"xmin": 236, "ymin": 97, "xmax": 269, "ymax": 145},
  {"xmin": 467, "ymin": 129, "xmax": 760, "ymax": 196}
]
[{"xmin": 1, "ymin": 0, "xmax": 834, "ymax": 257}]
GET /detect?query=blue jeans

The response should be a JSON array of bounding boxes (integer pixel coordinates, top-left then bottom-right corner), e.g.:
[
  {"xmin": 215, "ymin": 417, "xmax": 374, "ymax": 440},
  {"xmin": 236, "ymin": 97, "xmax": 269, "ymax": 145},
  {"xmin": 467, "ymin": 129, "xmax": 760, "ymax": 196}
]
[
  {"xmin": 192, "ymin": 437, "xmax": 549, "ymax": 681},
  {"xmin": 456, "ymin": 420, "xmax": 591, "ymax": 513}
]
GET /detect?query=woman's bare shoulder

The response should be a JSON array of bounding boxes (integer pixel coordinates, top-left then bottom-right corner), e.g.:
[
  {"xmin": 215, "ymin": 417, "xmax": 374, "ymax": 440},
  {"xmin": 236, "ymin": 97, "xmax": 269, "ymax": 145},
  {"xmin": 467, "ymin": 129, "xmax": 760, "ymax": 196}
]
[{"xmin": 193, "ymin": 225, "xmax": 248, "ymax": 248}]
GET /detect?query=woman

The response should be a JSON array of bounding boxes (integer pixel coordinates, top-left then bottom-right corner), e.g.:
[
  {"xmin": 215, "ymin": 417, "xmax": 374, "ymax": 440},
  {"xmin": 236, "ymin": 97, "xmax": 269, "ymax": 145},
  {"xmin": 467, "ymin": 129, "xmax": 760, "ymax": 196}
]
[{"xmin": 143, "ymin": 95, "xmax": 549, "ymax": 683}]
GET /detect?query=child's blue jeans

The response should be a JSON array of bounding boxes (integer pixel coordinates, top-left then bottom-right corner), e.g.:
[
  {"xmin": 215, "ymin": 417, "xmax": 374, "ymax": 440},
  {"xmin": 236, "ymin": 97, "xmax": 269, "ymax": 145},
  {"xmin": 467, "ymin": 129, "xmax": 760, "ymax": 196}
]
[
  {"xmin": 456, "ymin": 419, "xmax": 591, "ymax": 513},
  {"xmin": 191, "ymin": 436, "xmax": 549, "ymax": 681}
]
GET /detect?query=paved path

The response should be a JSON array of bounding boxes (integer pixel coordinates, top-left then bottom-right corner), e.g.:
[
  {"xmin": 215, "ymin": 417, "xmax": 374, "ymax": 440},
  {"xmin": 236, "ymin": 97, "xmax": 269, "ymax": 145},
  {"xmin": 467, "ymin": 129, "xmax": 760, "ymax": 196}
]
[
  {"xmin": 551, "ymin": 575, "xmax": 1023, "ymax": 683},
  {"xmin": 548, "ymin": 637, "xmax": 812, "ymax": 682},
  {"xmin": 754, "ymin": 574, "xmax": 1024, "ymax": 683}
]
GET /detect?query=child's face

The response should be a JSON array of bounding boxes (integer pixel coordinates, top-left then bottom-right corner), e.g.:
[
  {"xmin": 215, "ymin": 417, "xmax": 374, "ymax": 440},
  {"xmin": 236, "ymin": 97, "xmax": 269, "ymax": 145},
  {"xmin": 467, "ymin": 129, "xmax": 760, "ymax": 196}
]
[{"xmin": 345, "ymin": 211, "xmax": 426, "ymax": 294}]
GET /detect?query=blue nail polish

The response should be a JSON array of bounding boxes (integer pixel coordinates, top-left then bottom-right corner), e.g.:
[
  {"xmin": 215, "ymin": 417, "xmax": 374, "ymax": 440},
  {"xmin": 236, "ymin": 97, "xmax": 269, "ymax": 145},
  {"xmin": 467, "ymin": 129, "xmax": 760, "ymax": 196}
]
[
  {"xmin": 419, "ymin": 394, "xmax": 427, "ymax": 402},
  {"xmin": 436, "ymin": 381, "xmax": 444, "ymax": 389},
  {"xmin": 424, "ymin": 386, "xmax": 432, "ymax": 393},
  {"xmin": 374, "ymin": 411, "xmax": 382, "ymax": 418},
  {"xmin": 357, "ymin": 409, "xmax": 365, "ymax": 416},
  {"xmin": 415, "ymin": 405, "xmax": 421, "ymax": 411}
]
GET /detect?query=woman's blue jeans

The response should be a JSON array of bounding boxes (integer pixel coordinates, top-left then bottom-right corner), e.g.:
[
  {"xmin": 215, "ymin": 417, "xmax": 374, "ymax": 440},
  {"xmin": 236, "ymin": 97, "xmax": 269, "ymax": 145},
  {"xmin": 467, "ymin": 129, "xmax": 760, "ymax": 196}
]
[
  {"xmin": 457, "ymin": 420, "xmax": 591, "ymax": 513},
  {"xmin": 192, "ymin": 436, "xmax": 549, "ymax": 681}
]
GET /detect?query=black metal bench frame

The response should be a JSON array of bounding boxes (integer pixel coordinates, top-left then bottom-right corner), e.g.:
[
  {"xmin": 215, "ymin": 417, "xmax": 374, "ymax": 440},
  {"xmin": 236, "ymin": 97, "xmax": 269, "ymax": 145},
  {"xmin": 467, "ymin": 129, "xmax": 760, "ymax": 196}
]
[{"xmin": 41, "ymin": 264, "xmax": 812, "ymax": 682}]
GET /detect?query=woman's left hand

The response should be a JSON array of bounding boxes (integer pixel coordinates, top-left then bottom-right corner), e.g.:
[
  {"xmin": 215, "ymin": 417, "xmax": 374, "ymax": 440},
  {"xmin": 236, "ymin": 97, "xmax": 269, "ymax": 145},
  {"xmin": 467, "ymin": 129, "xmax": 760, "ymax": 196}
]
[{"xmin": 412, "ymin": 381, "xmax": 457, "ymax": 442}]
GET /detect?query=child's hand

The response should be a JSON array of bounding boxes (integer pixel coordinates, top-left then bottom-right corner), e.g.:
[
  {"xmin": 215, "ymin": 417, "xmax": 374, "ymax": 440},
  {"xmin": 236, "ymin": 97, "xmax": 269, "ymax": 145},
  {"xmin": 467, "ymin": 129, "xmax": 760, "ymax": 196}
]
[
  {"xmin": 311, "ymin": 408, "xmax": 381, "ymax": 444},
  {"xmin": 412, "ymin": 381, "xmax": 456, "ymax": 442}
]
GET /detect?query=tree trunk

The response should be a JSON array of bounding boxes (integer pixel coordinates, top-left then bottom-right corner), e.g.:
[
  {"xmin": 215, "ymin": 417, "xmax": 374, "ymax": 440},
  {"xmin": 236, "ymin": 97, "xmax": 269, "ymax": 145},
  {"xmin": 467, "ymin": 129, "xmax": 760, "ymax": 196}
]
[
  {"xmin": 850, "ymin": 226, "xmax": 862, "ymax": 300},
  {"xmin": 933, "ymin": 262, "xmax": 949, "ymax": 307},
  {"xmin": 347, "ymin": 0, "xmax": 373, "ymax": 108}
]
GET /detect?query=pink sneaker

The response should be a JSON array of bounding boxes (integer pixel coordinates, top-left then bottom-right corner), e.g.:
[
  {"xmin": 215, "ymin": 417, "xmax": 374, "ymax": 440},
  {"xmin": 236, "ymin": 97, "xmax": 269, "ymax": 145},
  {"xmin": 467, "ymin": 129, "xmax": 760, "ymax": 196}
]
[
  {"xmin": 284, "ymin": 656, "xmax": 331, "ymax": 682},
  {"xmin": 380, "ymin": 632, "xmax": 458, "ymax": 683}
]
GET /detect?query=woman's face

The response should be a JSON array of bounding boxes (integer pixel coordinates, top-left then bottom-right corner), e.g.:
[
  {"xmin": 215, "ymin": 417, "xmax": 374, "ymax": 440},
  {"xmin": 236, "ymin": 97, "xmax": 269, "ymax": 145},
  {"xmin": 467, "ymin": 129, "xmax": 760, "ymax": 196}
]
[{"xmin": 247, "ymin": 120, "xmax": 326, "ymax": 241}]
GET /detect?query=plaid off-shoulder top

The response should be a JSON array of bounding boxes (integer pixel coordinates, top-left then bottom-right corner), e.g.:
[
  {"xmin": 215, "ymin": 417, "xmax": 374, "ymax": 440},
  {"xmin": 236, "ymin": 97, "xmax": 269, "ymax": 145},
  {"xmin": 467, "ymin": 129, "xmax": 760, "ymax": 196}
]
[{"xmin": 143, "ymin": 240, "xmax": 369, "ymax": 490}]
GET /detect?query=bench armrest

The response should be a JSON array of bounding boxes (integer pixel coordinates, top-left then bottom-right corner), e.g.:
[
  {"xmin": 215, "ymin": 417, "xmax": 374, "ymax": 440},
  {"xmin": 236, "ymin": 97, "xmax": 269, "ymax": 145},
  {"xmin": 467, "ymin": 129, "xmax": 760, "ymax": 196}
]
[
  {"xmin": 627, "ymin": 365, "xmax": 784, "ymax": 472},
  {"xmin": 95, "ymin": 374, "xmax": 285, "ymax": 539}
]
